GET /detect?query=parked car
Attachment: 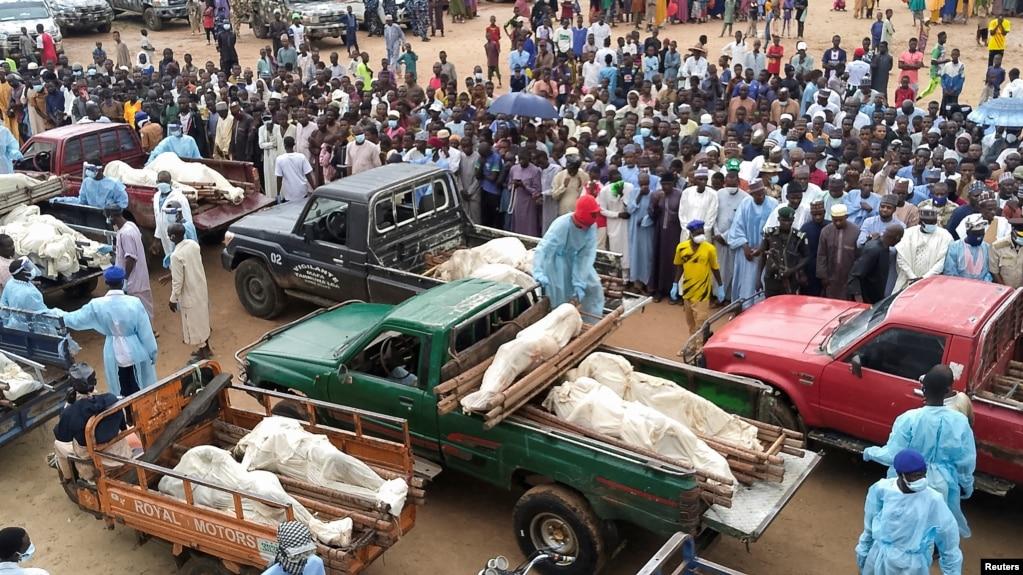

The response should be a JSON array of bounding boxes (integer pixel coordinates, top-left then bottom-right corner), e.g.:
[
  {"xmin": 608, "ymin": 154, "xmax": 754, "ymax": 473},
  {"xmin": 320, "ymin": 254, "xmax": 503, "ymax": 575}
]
[
  {"xmin": 0, "ymin": 0, "xmax": 62, "ymax": 55},
  {"xmin": 108, "ymin": 0, "xmax": 186, "ymax": 30},
  {"xmin": 50, "ymin": 0, "xmax": 113, "ymax": 34}
]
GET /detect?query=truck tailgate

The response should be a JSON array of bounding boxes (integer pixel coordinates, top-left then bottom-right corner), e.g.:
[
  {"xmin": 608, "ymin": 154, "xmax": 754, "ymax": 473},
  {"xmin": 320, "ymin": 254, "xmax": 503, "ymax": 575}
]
[
  {"xmin": 702, "ymin": 450, "xmax": 821, "ymax": 541},
  {"xmin": 192, "ymin": 191, "xmax": 275, "ymax": 232}
]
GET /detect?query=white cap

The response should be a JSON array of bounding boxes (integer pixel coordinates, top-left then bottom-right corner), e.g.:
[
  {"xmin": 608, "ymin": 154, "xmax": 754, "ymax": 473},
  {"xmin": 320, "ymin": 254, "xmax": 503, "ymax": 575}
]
[
  {"xmin": 780, "ymin": 113, "xmax": 793, "ymax": 121},
  {"xmin": 700, "ymin": 113, "xmax": 712, "ymax": 124},
  {"xmin": 797, "ymin": 41, "xmax": 808, "ymax": 51}
]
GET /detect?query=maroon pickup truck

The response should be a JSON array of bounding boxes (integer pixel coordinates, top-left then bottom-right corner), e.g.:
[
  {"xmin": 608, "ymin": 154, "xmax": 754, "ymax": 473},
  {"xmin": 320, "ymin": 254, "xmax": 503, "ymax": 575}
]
[{"xmin": 16, "ymin": 123, "xmax": 272, "ymax": 234}]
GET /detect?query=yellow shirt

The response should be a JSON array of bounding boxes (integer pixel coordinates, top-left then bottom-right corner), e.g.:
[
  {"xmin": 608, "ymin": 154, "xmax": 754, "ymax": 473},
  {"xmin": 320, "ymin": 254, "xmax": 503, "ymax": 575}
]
[
  {"xmin": 123, "ymin": 100, "xmax": 142, "ymax": 126},
  {"xmin": 989, "ymin": 18, "xmax": 1011, "ymax": 51},
  {"xmin": 673, "ymin": 240, "xmax": 718, "ymax": 302}
]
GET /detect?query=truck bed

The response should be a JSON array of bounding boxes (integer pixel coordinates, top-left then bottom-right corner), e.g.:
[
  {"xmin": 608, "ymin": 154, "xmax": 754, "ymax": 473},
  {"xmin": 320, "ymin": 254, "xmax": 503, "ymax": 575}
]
[{"xmin": 70, "ymin": 364, "xmax": 421, "ymax": 574}]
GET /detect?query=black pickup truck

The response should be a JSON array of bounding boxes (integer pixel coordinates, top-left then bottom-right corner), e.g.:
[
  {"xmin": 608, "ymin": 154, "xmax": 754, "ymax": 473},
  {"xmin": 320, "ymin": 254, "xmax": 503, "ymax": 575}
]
[{"xmin": 221, "ymin": 164, "xmax": 623, "ymax": 318}]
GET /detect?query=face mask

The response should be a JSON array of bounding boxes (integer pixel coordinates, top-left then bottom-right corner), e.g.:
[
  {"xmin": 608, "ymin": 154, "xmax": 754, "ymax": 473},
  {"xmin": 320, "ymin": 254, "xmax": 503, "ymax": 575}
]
[
  {"xmin": 588, "ymin": 143, "xmax": 598, "ymax": 152},
  {"xmin": 965, "ymin": 233, "xmax": 984, "ymax": 246},
  {"xmin": 640, "ymin": 127, "xmax": 651, "ymax": 138},
  {"xmin": 698, "ymin": 135, "xmax": 710, "ymax": 145},
  {"xmin": 18, "ymin": 542, "xmax": 35, "ymax": 563},
  {"xmin": 475, "ymin": 72, "xmax": 483, "ymax": 81},
  {"xmin": 1014, "ymin": 235, "xmax": 1023, "ymax": 246},
  {"xmin": 922, "ymin": 223, "xmax": 937, "ymax": 233},
  {"xmin": 905, "ymin": 477, "xmax": 929, "ymax": 492},
  {"xmin": 1007, "ymin": 134, "xmax": 1018, "ymax": 143},
  {"xmin": 931, "ymin": 195, "xmax": 948, "ymax": 207},
  {"xmin": 355, "ymin": 134, "xmax": 365, "ymax": 144},
  {"xmin": 692, "ymin": 233, "xmax": 706, "ymax": 243},
  {"xmin": 785, "ymin": 140, "xmax": 797, "ymax": 149},
  {"xmin": 157, "ymin": 182, "xmax": 172, "ymax": 195},
  {"xmin": 830, "ymin": 139, "xmax": 842, "ymax": 148},
  {"xmin": 85, "ymin": 167, "xmax": 98, "ymax": 179},
  {"xmin": 388, "ymin": 119, "xmax": 397, "ymax": 128},
  {"xmin": 770, "ymin": 175, "xmax": 779, "ymax": 185}
]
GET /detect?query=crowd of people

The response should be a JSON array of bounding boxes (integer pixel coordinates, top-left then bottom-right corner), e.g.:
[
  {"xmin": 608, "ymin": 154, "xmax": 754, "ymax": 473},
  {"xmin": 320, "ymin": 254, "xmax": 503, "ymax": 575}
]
[{"xmin": 0, "ymin": 0, "xmax": 1015, "ymax": 571}]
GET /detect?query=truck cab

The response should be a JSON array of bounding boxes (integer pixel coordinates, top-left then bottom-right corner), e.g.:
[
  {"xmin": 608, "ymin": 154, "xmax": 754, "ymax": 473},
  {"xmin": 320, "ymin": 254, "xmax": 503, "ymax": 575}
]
[
  {"xmin": 18, "ymin": 122, "xmax": 145, "ymax": 176},
  {"xmin": 702, "ymin": 276, "xmax": 1023, "ymax": 494}
]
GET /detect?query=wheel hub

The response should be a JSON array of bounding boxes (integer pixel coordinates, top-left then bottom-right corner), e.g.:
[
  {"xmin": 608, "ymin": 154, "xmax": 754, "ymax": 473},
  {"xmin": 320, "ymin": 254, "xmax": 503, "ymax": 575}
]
[{"xmin": 529, "ymin": 513, "xmax": 577, "ymax": 566}]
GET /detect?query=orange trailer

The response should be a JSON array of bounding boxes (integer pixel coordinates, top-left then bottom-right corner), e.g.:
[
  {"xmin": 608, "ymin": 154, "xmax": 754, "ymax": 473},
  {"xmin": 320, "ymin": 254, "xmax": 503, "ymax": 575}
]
[{"xmin": 59, "ymin": 362, "xmax": 424, "ymax": 575}]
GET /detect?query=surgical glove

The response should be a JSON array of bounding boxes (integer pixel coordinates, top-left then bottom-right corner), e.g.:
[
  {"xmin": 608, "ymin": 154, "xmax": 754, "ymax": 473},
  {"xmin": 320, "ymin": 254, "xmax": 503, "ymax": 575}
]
[
  {"xmin": 670, "ymin": 283, "xmax": 679, "ymax": 300},
  {"xmin": 97, "ymin": 245, "xmax": 114, "ymax": 255},
  {"xmin": 961, "ymin": 484, "xmax": 973, "ymax": 499},
  {"xmin": 714, "ymin": 284, "xmax": 725, "ymax": 302},
  {"xmin": 574, "ymin": 287, "xmax": 587, "ymax": 302}
]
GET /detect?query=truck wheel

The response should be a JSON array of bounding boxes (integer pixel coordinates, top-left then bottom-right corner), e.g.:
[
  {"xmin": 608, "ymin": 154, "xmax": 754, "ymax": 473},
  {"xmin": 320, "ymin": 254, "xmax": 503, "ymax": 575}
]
[
  {"xmin": 235, "ymin": 258, "xmax": 287, "ymax": 319},
  {"xmin": 271, "ymin": 400, "xmax": 309, "ymax": 421},
  {"xmin": 765, "ymin": 394, "xmax": 802, "ymax": 433},
  {"xmin": 96, "ymin": 22, "xmax": 111, "ymax": 33},
  {"xmin": 184, "ymin": 556, "xmax": 232, "ymax": 575},
  {"xmin": 513, "ymin": 485, "xmax": 607, "ymax": 575},
  {"xmin": 143, "ymin": 7, "xmax": 164, "ymax": 30}
]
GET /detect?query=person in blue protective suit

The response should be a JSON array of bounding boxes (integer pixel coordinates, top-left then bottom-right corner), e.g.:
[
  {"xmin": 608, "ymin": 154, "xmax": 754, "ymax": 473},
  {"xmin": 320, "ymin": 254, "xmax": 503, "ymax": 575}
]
[
  {"xmin": 146, "ymin": 123, "xmax": 201, "ymax": 165},
  {"xmin": 51, "ymin": 163, "xmax": 129, "ymax": 209},
  {"xmin": 863, "ymin": 364, "xmax": 976, "ymax": 539},
  {"xmin": 0, "ymin": 124, "xmax": 23, "ymax": 175},
  {"xmin": 58, "ymin": 266, "xmax": 157, "ymax": 397},
  {"xmin": 261, "ymin": 521, "xmax": 325, "ymax": 575},
  {"xmin": 0, "ymin": 526, "xmax": 49, "ymax": 574},
  {"xmin": 855, "ymin": 448, "xmax": 963, "ymax": 575},
  {"xmin": 0, "ymin": 258, "xmax": 50, "ymax": 329},
  {"xmin": 532, "ymin": 194, "xmax": 605, "ymax": 321}
]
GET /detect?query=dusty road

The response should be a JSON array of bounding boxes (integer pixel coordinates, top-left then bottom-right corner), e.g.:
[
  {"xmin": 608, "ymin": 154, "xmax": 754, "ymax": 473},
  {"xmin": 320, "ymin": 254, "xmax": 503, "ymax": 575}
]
[{"xmin": 2, "ymin": 5, "xmax": 1020, "ymax": 574}]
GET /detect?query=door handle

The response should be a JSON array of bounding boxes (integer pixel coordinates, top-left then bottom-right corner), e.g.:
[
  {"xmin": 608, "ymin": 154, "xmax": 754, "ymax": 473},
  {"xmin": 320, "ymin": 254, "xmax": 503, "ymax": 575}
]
[{"xmin": 398, "ymin": 397, "xmax": 414, "ymax": 410}]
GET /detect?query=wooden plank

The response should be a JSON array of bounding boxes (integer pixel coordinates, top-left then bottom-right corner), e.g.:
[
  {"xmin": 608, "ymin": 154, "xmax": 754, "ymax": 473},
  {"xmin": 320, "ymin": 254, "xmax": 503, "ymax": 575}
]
[{"xmin": 138, "ymin": 373, "xmax": 232, "ymax": 466}]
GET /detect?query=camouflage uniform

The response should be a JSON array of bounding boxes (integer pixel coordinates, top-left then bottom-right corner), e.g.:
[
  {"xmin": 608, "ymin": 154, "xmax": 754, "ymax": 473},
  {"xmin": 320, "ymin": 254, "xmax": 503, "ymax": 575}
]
[
  {"xmin": 382, "ymin": 0, "xmax": 399, "ymax": 22},
  {"xmin": 407, "ymin": 0, "xmax": 430, "ymax": 39},
  {"xmin": 365, "ymin": 0, "xmax": 384, "ymax": 35},
  {"xmin": 761, "ymin": 226, "xmax": 809, "ymax": 297}
]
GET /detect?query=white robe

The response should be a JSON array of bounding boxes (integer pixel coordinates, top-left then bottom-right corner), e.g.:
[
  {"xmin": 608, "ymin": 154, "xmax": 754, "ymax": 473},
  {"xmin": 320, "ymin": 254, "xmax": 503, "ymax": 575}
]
[
  {"xmin": 152, "ymin": 187, "xmax": 194, "ymax": 258},
  {"xmin": 678, "ymin": 186, "xmax": 719, "ymax": 241},
  {"xmin": 169, "ymin": 239, "xmax": 210, "ymax": 347},
  {"xmin": 259, "ymin": 123, "xmax": 285, "ymax": 198},
  {"xmin": 894, "ymin": 226, "xmax": 953, "ymax": 292},
  {"xmin": 597, "ymin": 182, "xmax": 633, "ymax": 271}
]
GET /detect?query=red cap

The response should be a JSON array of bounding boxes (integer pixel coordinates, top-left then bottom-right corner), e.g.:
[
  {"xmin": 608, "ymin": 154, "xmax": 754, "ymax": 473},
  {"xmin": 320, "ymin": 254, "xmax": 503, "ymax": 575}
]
[{"xmin": 573, "ymin": 194, "xmax": 600, "ymax": 228}]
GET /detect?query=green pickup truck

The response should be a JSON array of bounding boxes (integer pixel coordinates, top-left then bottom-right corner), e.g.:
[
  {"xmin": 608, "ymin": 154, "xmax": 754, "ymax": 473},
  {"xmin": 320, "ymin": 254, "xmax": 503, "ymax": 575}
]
[{"xmin": 236, "ymin": 279, "xmax": 821, "ymax": 574}]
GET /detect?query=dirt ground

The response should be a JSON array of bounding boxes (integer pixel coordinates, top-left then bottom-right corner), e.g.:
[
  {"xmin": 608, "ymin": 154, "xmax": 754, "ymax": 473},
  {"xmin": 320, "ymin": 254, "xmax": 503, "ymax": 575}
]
[{"xmin": 2, "ymin": 5, "xmax": 1020, "ymax": 575}]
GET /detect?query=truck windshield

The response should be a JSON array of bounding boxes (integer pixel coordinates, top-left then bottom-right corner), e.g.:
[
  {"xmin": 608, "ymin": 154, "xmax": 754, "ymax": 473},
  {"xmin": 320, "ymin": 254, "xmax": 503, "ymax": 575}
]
[
  {"xmin": 0, "ymin": 3, "xmax": 49, "ymax": 20},
  {"xmin": 825, "ymin": 293, "xmax": 897, "ymax": 356}
]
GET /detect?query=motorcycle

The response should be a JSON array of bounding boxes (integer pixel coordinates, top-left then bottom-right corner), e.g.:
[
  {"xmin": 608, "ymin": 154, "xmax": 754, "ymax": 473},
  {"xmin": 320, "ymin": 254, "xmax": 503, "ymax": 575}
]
[{"xmin": 477, "ymin": 550, "xmax": 571, "ymax": 575}]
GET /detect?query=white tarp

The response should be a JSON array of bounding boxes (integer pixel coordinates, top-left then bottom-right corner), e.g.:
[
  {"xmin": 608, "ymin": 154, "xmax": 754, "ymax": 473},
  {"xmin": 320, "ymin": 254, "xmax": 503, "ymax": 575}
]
[
  {"xmin": 234, "ymin": 417, "xmax": 408, "ymax": 516},
  {"xmin": 461, "ymin": 303, "xmax": 583, "ymax": 412},
  {"xmin": 0, "ymin": 205, "xmax": 110, "ymax": 279},
  {"xmin": 0, "ymin": 173, "xmax": 57, "ymax": 196},
  {"xmin": 105, "ymin": 153, "xmax": 245, "ymax": 204},
  {"xmin": 568, "ymin": 352, "xmax": 762, "ymax": 451},
  {"xmin": 159, "ymin": 445, "xmax": 353, "ymax": 546},
  {"xmin": 435, "ymin": 238, "xmax": 536, "ymax": 284},
  {"xmin": 0, "ymin": 352, "xmax": 40, "ymax": 401},
  {"xmin": 469, "ymin": 263, "xmax": 536, "ymax": 289},
  {"xmin": 543, "ymin": 377, "xmax": 735, "ymax": 483}
]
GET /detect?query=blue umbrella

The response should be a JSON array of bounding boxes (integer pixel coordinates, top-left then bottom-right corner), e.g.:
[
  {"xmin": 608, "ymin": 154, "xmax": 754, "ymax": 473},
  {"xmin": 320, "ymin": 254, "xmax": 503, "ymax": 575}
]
[
  {"xmin": 967, "ymin": 97, "xmax": 1023, "ymax": 127},
  {"xmin": 487, "ymin": 92, "xmax": 558, "ymax": 119}
]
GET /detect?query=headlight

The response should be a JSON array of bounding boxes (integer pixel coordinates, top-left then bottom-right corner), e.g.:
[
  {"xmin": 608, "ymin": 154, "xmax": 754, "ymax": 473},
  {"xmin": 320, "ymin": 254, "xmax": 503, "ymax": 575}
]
[
  {"xmin": 223, "ymin": 231, "xmax": 235, "ymax": 246},
  {"xmin": 306, "ymin": 15, "xmax": 320, "ymax": 24}
]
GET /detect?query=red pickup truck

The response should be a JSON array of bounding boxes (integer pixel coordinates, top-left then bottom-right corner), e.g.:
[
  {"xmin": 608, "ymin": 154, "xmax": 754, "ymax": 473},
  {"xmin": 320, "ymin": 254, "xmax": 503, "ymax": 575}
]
[
  {"xmin": 16, "ymin": 123, "xmax": 272, "ymax": 234},
  {"xmin": 700, "ymin": 276, "xmax": 1023, "ymax": 496}
]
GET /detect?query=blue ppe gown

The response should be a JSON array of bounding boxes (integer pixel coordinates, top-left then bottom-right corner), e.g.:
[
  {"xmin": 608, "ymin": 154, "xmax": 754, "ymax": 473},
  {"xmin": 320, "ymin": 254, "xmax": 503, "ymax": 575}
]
[
  {"xmin": 146, "ymin": 135, "xmax": 202, "ymax": 165},
  {"xmin": 0, "ymin": 124, "xmax": 23, "ymax": 174},
  {"xmin": 855, "ymin": 477, "xmax": 963, "ymax": 575},
  {"xmin": 52, "ymin": 176, "xmax": 129, "ymax": 209},
  {"xmin": 863, "ymin": 405, "xmax": 976, "ymax": 538},
  {"xmin": 0, "ymin": 278, "xmax": 49, "ymax": 330},
  {"xmin": 532, "ymin": 213, "xmax": 604, "ymax": 320},
  {"xmin": 59, "ymin": 291, "xmax": 158, "ymax": 396}
]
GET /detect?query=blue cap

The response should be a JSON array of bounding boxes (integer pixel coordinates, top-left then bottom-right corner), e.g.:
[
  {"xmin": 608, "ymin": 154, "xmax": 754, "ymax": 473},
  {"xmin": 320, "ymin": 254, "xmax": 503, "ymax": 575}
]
[
  {"xmin": 103, "ymin": 266, "xmax": 126, "ymax": 283},
  {"xmin": 893, "ymin": 449, "xmax": 927, "ymax": 474},
  {"xmin": 687, "ymin": 219, "xmax": 705, "ymax": 231},
  {"xmin": 134, "ymin": 111, "xmax": 149, "ymax": 124}
]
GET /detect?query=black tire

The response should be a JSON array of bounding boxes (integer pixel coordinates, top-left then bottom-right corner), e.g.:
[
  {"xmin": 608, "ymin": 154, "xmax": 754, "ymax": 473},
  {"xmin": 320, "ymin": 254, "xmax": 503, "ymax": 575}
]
[
  {"xmin": 271, "ymin": 399, "xmax": 309, "ymax": 421},
  {"xmin": 764, "ymin": 393, "xmax": 802, "ymax": 433},
  {"xmin": 184, "ymin": 556, "xmax": 231, "ymax": 575},
  {"xmin": 96, "ymin": 22, "xmax": 111, "ymax": 33},
  {"xmin": 143, "ymin": 7, "xmax": 164, "ymax": 30},
  {"xmin": 513, "ymin": 484, "xmax": 607, "ymax": 575},
  {"xmin": 234, "ymin": 258, "xmax": 287, "ymax": 319},
  {"xmin": 63, "ymin": 277, "xmax": 99, "ymax": 299}
]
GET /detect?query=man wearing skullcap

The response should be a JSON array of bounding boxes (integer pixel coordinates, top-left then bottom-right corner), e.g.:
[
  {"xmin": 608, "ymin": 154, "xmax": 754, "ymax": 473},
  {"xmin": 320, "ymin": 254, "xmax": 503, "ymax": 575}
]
[
  {"xmin": 760, "ymin": 206, "xmax": 809, "ymax": 297},
  {"xmin": 856, "ymin": 447, "xmax": 963, "ymax": 574},
  {"xmin": 726, "ymin": 180, "xmax": 778, "ymax": 307},
  {"xmin": 894, "ymin": 207, "xmax": 953, "ymax": 292},
  {"xmin": 678, "ymin": 165, "xmax": 718, "ymax": 242},
  {"xmin": 956, "ymin": 190, "xmax": 1009, "ymax": 244},
  {"xmin": 857, "ymin": 194, "xmax": 905, "ymax": 248},
  {"xmin": 816, "ymin": 203, "xmax": 860, "ymax": 300},
  {"xmin": 865, "ymin": 364, "xmax": 976, "ymax": 540},
  {"xmin": 849, "ymin": 223, "xmax": 904, "ymax": 304},
  {"xmin": 799, "ymin": 200, "xmax": 828, "ymax": 297},
  {"xmin": 57, "ymin": 266, "xmax": 158, "ymax": 397},
  {"xmin": 943, "ymin": 219, "xmax": 993, "ymax": 281},
  {"xmin": 714, "ymin": 161, "xmax": 749, "ymax": 301}
]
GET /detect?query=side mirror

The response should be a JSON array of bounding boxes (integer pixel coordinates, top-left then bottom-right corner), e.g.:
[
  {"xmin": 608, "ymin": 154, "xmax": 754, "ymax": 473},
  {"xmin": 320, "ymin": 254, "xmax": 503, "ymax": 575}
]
[
  {"xmin": 301, "ymin": 221, "xmax": 316, "ymax": 242},
  {"xmin": 338, "ymin": 364, "xmax": 352, "ymax": 385},
  {"xmin": 850, "ymin": 354, "xmax": 863, "ymax": 378}
]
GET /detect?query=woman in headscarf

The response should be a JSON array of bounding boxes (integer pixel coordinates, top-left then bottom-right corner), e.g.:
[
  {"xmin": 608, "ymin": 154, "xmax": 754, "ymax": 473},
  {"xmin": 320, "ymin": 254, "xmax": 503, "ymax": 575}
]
[{"xmin": 261, "ymin": 521, "xmax": 324, "ymax": 575}]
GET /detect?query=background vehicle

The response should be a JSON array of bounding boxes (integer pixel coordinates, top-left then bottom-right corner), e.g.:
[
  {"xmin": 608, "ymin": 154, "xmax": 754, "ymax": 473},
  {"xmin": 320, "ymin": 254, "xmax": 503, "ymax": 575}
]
[
  {"xmin": 108, "ymin": 0, "xmax": 186, "ymax": 31},
  {"xmin": 16, "ymin": 123, "xmax": 272, "ymax": 239},
  {"xmin": 50, "ymin": 0, "xmax": 113, "ymax": 34},
  {"xmin": 699, "ymin": 276, "xmax": 1023, "ymax": 496},
  {"xmin": 249, "ymin": 0, "xmax": 358, "ymax": 42},
  {"xmin": 60, "ymin": 362, "xmax": 424, "ymax": 574},
  {"xmin": 0, "ymin": 0, "xmax": 62, "ymax": 55},
  {"xmin": 222, "ymin": 163, "xmax": 624, "ymax": 319},
  {"xmin": 238, "ymin": 279, "xmax": 820, "ymax": 574}
]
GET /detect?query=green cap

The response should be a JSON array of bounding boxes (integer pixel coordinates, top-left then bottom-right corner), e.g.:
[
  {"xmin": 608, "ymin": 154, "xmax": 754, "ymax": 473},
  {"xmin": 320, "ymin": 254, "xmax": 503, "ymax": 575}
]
[{"xmin": 725, "ymin": 158, "xmax": 741, "ymax": 172}]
